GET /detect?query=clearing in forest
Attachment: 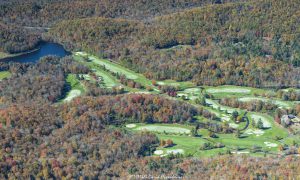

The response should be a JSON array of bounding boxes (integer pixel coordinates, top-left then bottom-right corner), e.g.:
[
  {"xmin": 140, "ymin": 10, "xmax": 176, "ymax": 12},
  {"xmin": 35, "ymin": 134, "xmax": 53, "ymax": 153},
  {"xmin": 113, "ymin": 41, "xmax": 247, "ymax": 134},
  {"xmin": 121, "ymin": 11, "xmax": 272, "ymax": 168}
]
[
  {"xmin": 134, "ymin": 124, "xmax": 191, "ymax": 134},
  {"xmin": 239, "ymin": 97, "xmax": 294, "ymax": 109},
  {"xmin": 206, "ymin": 86, "xmax": 252, "ymax": 94},
  {"xmin": 64, "ymin": 90, "xmax": 81, "ymax": 102}
]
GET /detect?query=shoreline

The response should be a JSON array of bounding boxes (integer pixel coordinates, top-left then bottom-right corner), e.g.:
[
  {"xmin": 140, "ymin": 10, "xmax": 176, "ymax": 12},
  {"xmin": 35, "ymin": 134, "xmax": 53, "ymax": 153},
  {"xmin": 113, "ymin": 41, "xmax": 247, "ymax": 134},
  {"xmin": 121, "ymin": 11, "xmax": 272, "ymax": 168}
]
[{"xmin": 0, "ymin": 48, "xmax": 40, "ymax": 62}]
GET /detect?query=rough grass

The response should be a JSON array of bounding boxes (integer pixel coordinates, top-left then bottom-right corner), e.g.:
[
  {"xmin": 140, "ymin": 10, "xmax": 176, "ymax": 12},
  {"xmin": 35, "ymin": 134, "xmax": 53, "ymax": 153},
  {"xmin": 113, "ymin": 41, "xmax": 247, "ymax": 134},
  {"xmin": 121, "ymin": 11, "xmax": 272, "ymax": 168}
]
[{"xmin": 0, "ymin": 71, "xmax": 11, "ymax": 80}]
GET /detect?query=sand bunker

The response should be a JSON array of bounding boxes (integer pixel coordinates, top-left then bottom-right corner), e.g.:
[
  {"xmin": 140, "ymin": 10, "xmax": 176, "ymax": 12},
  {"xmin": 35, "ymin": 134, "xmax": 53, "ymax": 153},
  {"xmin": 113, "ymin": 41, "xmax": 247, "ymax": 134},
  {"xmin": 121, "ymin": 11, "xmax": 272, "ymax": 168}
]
[
  {"xmin": 245, "ymin": 129, "xmax": 264, "ymax": 136},
  {"xmin": 154, "ymin": 150, "xmax": 164, "ymax": 155},
  {"xmin": 64, "ymin": 90, "xmax": 81, "ymax": 102},
  {"xmin": 264, "ymin": 142, "xmax": 278, "ymax": 148},
  {"xmin": 126, "ymin": 124, "xmax": 137, "ymax": 128},
  {"xmin": 206, "ymin": 87, "xmax": 251, "ymax": 94},
  {"xmin": 166, "ymin": 149, "xmax": 184, "ymax": 154}
]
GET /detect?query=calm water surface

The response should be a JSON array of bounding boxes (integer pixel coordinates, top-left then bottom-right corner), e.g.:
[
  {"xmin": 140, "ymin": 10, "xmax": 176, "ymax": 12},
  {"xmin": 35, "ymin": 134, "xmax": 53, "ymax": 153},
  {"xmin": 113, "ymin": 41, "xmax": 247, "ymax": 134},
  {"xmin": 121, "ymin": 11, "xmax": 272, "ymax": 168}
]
[{"xmin": 1, "ymin": 42, "xmax": 70, "ymax": 63}]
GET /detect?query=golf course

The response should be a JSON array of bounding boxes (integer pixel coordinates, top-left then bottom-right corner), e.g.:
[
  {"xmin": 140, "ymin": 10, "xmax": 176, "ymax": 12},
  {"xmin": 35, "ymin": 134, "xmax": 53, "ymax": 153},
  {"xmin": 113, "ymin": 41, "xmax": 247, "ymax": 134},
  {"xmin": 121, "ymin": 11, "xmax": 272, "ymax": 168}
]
[{"xmin": 47, "ymin": 52, "xmax": 300, "ymax": 157}]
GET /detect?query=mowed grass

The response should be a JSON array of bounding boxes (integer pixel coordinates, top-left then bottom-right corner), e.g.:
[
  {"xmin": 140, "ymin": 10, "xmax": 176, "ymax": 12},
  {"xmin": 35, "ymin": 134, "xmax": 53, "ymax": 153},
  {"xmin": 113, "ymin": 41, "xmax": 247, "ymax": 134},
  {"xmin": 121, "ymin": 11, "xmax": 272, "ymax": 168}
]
[
  {"xmin": 129, "ymin": 123, "xmax": 287, "ymax": 157},
  {"xmin": 155, "ymin": 134, "xmax": 209, "ymax": 156},
  {"xmin": 157, "ymin": 80, "xmax": 196, "ymax": 90},
  {"xmin": 75, "ymin": 52, "xmax": 159, "ymax": 91},
  {"xmin": 73, "ymin": 54, "xmax": 120, "ymax": 88},
  {"xmin": 0, "ymin": 71, "xmax": 11, "ymax": 80},
  {"xmin": 63, "ymin": 74, "xmax": 85, "ymax": 102},
  {"xmin": 239, "ymin": 97, "xmax": 294, "ymax": 109},
  {"xmin": 133, "ymin": 123, "xmax": 191, "ymax": 134},
  {"xmin": 204, "ymin": 85, "xmax": 270, "ymax": 98},
  {"xmin": 94, "ymin": 70, "xmax": 119, "ymax": 88}
]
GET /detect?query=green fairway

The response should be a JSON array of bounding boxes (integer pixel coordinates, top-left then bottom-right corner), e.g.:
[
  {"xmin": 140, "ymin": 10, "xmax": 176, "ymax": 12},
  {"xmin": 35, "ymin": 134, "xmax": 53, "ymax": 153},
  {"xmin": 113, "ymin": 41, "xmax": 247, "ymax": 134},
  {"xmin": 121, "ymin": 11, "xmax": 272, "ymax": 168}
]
[
  {"xmin": 157, "ymin": 80, "xmax": 196, "ymax": 89},
  {"xmin": 94, "ymin": 70, "xmax": 119, "ymax": 88},
  {"xmin": 239, "ymin": 97, "xmax": 294, "ymax": 109},
  {"xmin": 0, "ymin": 71, "xmax": 11, "ymax": 80},
  {"xmin": 63, "ymin": 74, "xmax": 85, "ymax": 102},
  {"xmin": 155, "ymin": 134, "xmax": 209, "ymax": 156},
  {"xmin": 134, "ymin": 124, "xmax": 191, "ymax": 134},
  {"xmin": 128, "ymin": 122, "xmax": 287, "ymax": 157},
  {"xmin": 203, "ymin": 85, "xmax": 269, "ymax": 98},
  {"xmin": 73, "ymin": 51, "xmax": 296, "ymax": 158},
  {"xmin": 75, "ymin": 52, "xmax": 159, "ymax": 91},
  {"xmin": 206, "ymin": 86, "xmax": 252, "ymax": 94}
]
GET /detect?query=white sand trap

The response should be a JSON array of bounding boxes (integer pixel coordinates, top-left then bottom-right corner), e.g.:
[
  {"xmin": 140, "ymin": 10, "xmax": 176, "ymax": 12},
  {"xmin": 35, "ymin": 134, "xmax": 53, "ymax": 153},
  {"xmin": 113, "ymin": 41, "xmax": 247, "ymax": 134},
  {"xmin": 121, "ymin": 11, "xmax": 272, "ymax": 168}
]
[
  {"xmin": 82, "ymin": 74, "xmax": 91, "ymax": 81},
  {"xmin": 188, "ymin": 96, "xmax": 197, "ymax": 100},
  {"xmin": 250, "ymin": 114, "xmax": 271, "ymax": 128},
  {"xmin": 166, "ymin": 149, "xmax": 184, "ymax": 155},
  {"xmin": 64, "ymin": 90, "xmax": 81, "ymax": 102},
  {"xmin": 264, "ymin": 142, "xmax": 278, "ymax": 148},
  {"xmin": 232, "ymin": 151, "xmax": 250, "ymax": 154},
  {"xmin": 177, "ymin": 93, "xmax": 188, "ymax": 97},
  {"xmin": 154, "ymin": 150, "xmax": 164, "ymax": 155},
  {"xmin": 184, "ymin": 88, "xmax": 201, "ymax": 93},
  {"xmin": 135, "ymin": 91, "xmax": 151, "ymax": 94},
  {"xmin": 126, "ymin": 124, "xmax": 136, "ymax": 128},
  {"xmin": 206, "ymin": 87, "xmax": 251, "ymax": 94},
  {"xmin": 75, "ymin": 52, "xmax": 88, "ymax": 56},
  {"xmin": 245, "ymin": 129, "xmax": 264, "ymax": 136},
  {"xmin": 136, "ymin": 125, "xmax": 190, "ymax": 134},
  {"xmin": 157, "ymin": 82, "xmax": 165, "ymax": 85},
  {"xmin": 221, "ymin": 115, "xmax": 231, "ymax": 122},
  {"xmin": 229, "ymin": 123, "xmax": 239, "ymax": 128}
]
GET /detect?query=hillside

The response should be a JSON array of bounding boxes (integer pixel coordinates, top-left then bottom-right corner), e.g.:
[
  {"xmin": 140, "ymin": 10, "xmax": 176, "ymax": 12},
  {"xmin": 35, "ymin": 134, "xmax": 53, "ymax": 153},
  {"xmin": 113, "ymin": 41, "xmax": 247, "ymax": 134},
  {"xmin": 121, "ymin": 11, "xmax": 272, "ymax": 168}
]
[
  {"xmin": 1, "ymin": 0, "xmax": 300, "ymax": 179},
  {"xmin": 49, "ymin": 0, "xmax": 300, "ymax": 87},
  {"xmin": 0, "ymin": 0, "xmax": 246, "ymax": 26}
]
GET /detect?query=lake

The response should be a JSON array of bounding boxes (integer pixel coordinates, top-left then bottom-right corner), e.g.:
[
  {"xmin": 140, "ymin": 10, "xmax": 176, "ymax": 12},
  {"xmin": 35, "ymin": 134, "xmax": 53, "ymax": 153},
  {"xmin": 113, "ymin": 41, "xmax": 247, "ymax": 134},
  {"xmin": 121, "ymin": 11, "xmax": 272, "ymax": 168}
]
[{"xmin": 0, "ymin": 42, "xmax": 70, "ymax": 63}]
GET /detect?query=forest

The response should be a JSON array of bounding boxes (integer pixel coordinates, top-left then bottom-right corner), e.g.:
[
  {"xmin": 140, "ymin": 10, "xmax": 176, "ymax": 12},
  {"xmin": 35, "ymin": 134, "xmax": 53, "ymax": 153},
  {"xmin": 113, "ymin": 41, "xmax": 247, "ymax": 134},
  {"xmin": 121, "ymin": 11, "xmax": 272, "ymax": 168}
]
[
  {"xmin": 48, "ymin": 0, "xmax": 300, "ymax": 87},
  {"xmin": 0, "ymin": 0, "xmax": 244, "ymax": 26},
  {"xmin": 0, "ymin": 22, "xmax": 40, "ymax": 54},
  {"xmin": 1, "ymin": 0, "xmax": 300, "ymax": 179}
]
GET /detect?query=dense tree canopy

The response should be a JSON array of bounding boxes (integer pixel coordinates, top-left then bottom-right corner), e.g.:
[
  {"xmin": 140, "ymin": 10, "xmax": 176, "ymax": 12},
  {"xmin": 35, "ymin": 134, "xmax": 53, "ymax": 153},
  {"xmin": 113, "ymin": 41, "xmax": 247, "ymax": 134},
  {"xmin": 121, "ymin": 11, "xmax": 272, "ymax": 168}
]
[
  {"xmin": 48, "ymin": 0, "xmax": 300, "ymax": 87},
  {"xmin": 0, "ymin": 22, "xmax": 40, "ymax": 53}
]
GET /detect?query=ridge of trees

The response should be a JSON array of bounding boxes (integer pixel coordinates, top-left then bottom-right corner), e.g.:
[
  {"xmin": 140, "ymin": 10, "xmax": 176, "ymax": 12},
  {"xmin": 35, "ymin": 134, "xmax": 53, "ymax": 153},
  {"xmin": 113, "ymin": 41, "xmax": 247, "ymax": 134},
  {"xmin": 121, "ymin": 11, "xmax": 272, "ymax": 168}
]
[{"xmin": 48, "ymin": 0, "xmax": 300, "ymax": 87}]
